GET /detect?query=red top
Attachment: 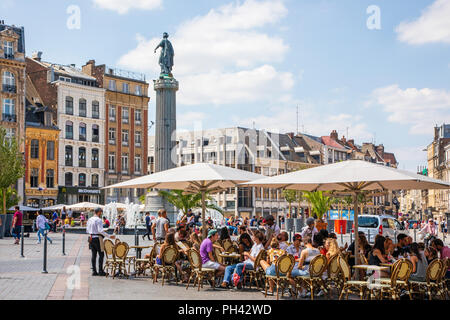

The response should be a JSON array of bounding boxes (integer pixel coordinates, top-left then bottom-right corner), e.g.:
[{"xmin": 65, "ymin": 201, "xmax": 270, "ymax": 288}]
[
  {"xmin": 13, "ymin": 211, "xmax": 23, "ymax": 226},
  {"xmin": 320, "ymin": 247, "xmax": 327, "ymax": 255}
]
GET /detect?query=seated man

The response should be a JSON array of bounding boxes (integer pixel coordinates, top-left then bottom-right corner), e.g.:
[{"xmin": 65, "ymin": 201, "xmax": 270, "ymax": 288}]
[
  {"xmin": 200, "ymin": 229, "xmax": 225, "ymax": 281},
  {"xmin": 278, "ymin": 231, "xmax": 289, "ymax": 251}
]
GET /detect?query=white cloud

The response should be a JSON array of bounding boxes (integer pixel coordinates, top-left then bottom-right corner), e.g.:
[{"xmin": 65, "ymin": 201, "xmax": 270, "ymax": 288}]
[
  {"xmin": 92, "ymin": 0, "xmax": 162, "ymax": 14},
  {"xmin": 177, "ymin": 111, "xmax": 208, "ymax": 130},
  {"xmin": 392, "ymin": 146, "xmax": 427, "ymax": 171},
  {"xmin": 117, "ymin": 0, "xmax": 293, "ymax": 105},
  {"xmin": 368, "ymin": 84, "xmax": 450, "ymax": 135},
  {"xmin": 396, "ymin": 0, "xmax": 450, "ymax": 45}
]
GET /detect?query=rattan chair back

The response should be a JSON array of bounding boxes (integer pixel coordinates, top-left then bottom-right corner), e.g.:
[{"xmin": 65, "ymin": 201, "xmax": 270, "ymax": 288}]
[
  {"xmin": 439, "ymin": 258, "xmax": 448, "ymax": 281},
  {"xmin": 161, "ymin": 246, "xmax": 178, "ymax": 265},
  {"xmin": 309, "ymin": 254, "xmax": 328, "ymax": 278},
  {"xmin": 187, "ymin": 249, "xmax": 202, "ymax": 269},
  {"xmin": 327, "ymin": 254, "xmax": 341, "ymax": 277},
  {"xmin": 253, "ymin": 249, "xmax": 266, "ymax": 271},
  {"xmin": 338, "ymin": 255, "xmax": 352, "ymax": 281},
  {"xmin": 275, "ymin": 254, "xmax": 294, "ymax": 276},
  {"xmin": 223, "ymin": 239, "xmax": 234, "ymax": 252},
  {"xmin": 426, "ymin": 259, "xmax": 442, "ymax": 283},
  {"xmin": 214, "ymin": 246, "xmax": 224, "ymax": 264},
  {"xmin": 104, "ymin": 239, "xmax": 115, "ymax": 258},
  {"xmin": 114, "ymin": 242, "xmax": 129, "ymax": 260}
]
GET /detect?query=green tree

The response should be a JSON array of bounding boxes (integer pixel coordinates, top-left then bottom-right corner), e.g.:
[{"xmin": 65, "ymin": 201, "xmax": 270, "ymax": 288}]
[
  {"xmin": 4, "ymin": 187, "xmax": 20, "ymax": 211},
  {"xmin": 303, "ymin": 191, "xmax": 334, "ymax": 221},
  {"xmin": 158, "ymin": 190, "xmax": 223, "ymax": 219},
  {"xmin": 0, "ymin": 127, "xmax": 24, "ymax": 214},
  {"xmin": 282, "ymin": 189, "xmax": 298, "ymax": 217}
]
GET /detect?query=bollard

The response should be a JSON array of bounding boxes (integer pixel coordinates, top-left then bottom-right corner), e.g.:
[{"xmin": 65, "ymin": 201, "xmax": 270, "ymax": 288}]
[
  {"xmin": 42, "ymin": 232, "xmax": 48, "ymax": 274},
  {"xmin": 20, "ymin": 225, "xmax": 25, "ymax": 258},
  {"xmin": 394, "ymin": 231, "xmax": 397, "ymax": 244},
  {"xmin": 368, "ymin": 229, "xmax": 370, "ymax": 244},
  {"xmin": 340, "ymin": 225, "xmax": 344, "ymax": 247},
  {"xmin": 414, "ymin": 228, "xmax": 417, "ymax": 243},
  {"xmin": 62, "ymin": 226, "xmax": 66, "ymax": 256}
]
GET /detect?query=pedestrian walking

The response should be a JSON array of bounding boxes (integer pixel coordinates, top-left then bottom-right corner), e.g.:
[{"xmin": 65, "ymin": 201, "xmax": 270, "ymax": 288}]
[
  {"xmin": 11, "ymin": 206, "xmax": 23, "ymax": 245},
  {"xmin": 86, "ymin": 207, "xmax": 115, "ymax": 276},
  {"xmin": 143, "ymin": 212, "xmax": 152, "ymax": 241},
  {"xmin": 36, "ymin": 209, "xmax": 53, "ymax": 244},
  {"xmin": 51, "ymin": 210, "xmax": 59, "ymax": 232}
]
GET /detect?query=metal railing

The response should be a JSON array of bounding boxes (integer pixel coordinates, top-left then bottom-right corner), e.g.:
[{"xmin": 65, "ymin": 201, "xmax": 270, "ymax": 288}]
[
  {"xmin": 2, "ymin": 84, "xmax": 16, "ymax": 93},
  {"xmin": 2, "ymin": 113, "xmax": 16, "ymax": 122}
]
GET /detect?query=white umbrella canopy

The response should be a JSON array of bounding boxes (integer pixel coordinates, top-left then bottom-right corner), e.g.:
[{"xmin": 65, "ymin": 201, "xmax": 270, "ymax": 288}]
[
  {"xmin": 104, "ymin": 163, "xmax": 266, "ymax": 237},
  {"xmin": 242, "ymin": 160, "xmax": 450, "ymax": 191},
  {"xmin": 67, "ymin": 202, "xmax": 104, "ymax": 211},
  {"xmin": 242, "ymin": 160, "xmax": 450, "ymax": 272},
  {"xmin": 41, "ymin": 204, "xmax": 67, "ymax": 211},
  {"xmin": 103, "ymin": 163, "xmax": 265, "ymax": 192},
  {"xmin": 8, "ymin": 205, "xmax": 39, "ymax": 212}
]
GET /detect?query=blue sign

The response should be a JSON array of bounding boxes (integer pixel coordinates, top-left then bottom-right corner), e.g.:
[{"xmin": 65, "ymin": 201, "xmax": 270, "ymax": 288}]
[{"xmin": 327, "ymin": 209, "xmax": 354, "ymax": 221}]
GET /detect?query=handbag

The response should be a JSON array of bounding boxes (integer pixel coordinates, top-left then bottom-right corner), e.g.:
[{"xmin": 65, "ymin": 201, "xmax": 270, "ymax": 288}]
[{"xmin": 233, "ymin": 262, "xmax": 246, "ymax": 286}]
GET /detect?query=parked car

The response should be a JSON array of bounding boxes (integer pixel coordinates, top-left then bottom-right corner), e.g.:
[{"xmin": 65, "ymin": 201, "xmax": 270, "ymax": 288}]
[{"xmin": 354, "ymin": 214, "xmax": 407, "ymax": 243}]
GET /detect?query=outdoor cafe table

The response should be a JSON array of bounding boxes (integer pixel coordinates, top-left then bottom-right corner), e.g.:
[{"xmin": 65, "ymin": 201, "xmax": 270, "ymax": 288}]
[
  {"xmin": 219, "ymin": 252, "xmax": 241, "ymax": 265},
  {"xmin": 130, "ymin": 245, "xmax": 152, "ymax": 259},
  {"xmin": 353, "ymin": 265, "xmax": 390, "ymax": 272}
]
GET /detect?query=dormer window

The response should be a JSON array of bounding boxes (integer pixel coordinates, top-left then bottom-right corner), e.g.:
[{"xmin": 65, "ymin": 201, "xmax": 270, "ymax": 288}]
[{"xmin": 3, "ymin": 41, "xmax": 13, "ymax": 58}]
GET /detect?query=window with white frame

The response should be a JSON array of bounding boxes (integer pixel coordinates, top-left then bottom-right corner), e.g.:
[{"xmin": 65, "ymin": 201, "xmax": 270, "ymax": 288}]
[
  {"xmin": 135, "ymin": 85, "xmax": 142, "ymax": 96},
  {"xmin": 108, "ymin": 80, "xmax": 116, "ymax": 91},
  {"xmin": 108, "ymin": 127, "xmax": 116, "ymax": 144},
  {"xmin": 108, "ymin": 152, "xmax": 116, "ymax": 171},
  {"xmin": 135, "ymin": 155, "xmax": 141, "ymax": 173},
  {"xmin": 135, "ymin": 131, "xmax": 141, "ymax": 146},
  {"xmin": 3, "ymin": 41, "xmax": 13, "ymax": 56},
  {"xmin": 122, "ymin": 107, "xmax": 129, "ymax": 123},
  {"xmin": 135, "ymin": 109, "xmax": 142, "ymax": 124},
  {"xmin": 122, "ymin": 82, "xmax": 129, "ymax": 93},
  {"xmin": 122, "ymin": 129, "xmax": 129, "ymax": 145},
  {"xmin": 2, "ymin": 71, "xmax": 15, "ymax": 86},
  {"xmin": 109, "ymin": 105, "xmax": 116, "ymax": 121},
  {"xmin": 3, "ymin": 98, "xmax": 14, "ymax": 115},
  {"xmin": 121, "ymin": 153, "xmax": 129, "ymax": 173}
]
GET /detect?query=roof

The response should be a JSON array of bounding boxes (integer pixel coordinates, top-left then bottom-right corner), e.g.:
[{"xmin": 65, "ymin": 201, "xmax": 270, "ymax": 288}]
[
  {"xmin": 383, "ymin": 152, "xmax": 397, "ymax": 166},
  {"xmin": 321, "ymin": 136, "xmax": 347, "ymax": 151},
  {"xmin": 34, "ymin": 60, "xmax": 96, "ymax": 81},
  {"xmin": 0, "ymin": 24, "xmax": 25, "ymax": 53}
]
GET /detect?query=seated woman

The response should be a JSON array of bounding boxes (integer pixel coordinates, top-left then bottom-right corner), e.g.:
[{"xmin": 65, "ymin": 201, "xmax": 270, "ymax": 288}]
[
  {"xmin": 347, "ymin": 232, "xmax": 372, "ymax": 266},
  {"xmin": 190, "ymin": 232, "xmax": 201, "ymax": 251},
  {"xmin": 409, "ymin": 242, "xmax": 428, "ymax": 282},
  {"xmin": 424, "ymin": 246, "xmax": 438, "ymax": 265},
  {"xmin": 325, "ymin": 238, "xmax": 340, "ymax": 262},
  {"xmin": 290, "ymin": 236, "xmax": 320, "ymax": 277},
  {"xmin": 153, "ymin": 233, "xmax": 176, "ymax": 282},
  {"xmin": 260, "ymin": 238, "xmax": 286, "ymax": 295},
  {"xmin": 238, "ymin": 233, "xmax": 253, "ymax": 258},
  {"xmin": 369, "ymin": 235, "xmax": 388, "ymax": 266},
  {"xmin": 175, "ymin": 229, "xmax": 192, "ymax": 283},
  {"xmin": 220, "ymin": 231, "xmax": 265, "ymax": 289}
]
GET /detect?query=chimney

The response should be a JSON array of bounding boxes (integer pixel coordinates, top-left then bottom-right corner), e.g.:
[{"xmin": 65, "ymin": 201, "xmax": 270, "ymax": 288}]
[
  {"xmin": 341, "ymin": 136, "xmax": 347, "ymax": 144},
  {"xmin": 287, "ymin": 132, "xmax": 294, "ymax": 139},
  {"xmin": 32, "ymin": 51, "xmax": 43, "ymax": 62},
  {"xmin": 330, "ymin": 130, "xmax": 338, "ymax": 141},
  {"xmin": 376, "ymin": 144, "xmax": 384, "ymax": 157},
  {"xmin": 82, "ymin": 60, "xmax": 96, "ymax": 76},
  {"xmin": 348, "ymin": 139, "xmax": 354, "ymax": 145}
]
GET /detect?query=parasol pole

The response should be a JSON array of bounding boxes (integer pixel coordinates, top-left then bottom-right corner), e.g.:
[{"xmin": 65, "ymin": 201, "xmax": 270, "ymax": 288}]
[
  {"xmin": 201, "ymin": 188, "xmax": 207, "ymax": 240},
  {"xmin": 353, "ymin": 191, "xmax": 360, "ymax": 280}
]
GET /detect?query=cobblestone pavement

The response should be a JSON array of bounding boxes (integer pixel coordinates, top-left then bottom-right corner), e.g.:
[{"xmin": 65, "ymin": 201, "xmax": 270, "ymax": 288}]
[{"xmin": 1, "ymin": 231, "xmax": 447, "ymax": 300}]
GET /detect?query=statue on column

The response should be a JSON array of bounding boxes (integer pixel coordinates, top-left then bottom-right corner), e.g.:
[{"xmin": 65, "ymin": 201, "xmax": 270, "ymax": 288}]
[{"xmin": 154, "ymin": 32, "xmax": 174, "ymax": 78}]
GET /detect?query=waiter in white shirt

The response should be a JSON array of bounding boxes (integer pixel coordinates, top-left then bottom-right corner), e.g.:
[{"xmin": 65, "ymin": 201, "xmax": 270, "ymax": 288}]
[{"xmin": 86, "ymin": 207, "xmax": 115, "ymax": 276}]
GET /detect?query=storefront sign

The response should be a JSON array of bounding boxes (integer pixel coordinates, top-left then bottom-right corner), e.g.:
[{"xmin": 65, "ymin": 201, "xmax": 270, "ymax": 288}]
[
  {"xmin": 78, "ymin": 189, "xmax": 101, "ymax": 194},
  {"xmin": 25, "ymin": 189, "xmax": 58, "ymax": 196},
  {"xmin": 327, "ymin": 209, "xmax": 354, "ymax": 220}
]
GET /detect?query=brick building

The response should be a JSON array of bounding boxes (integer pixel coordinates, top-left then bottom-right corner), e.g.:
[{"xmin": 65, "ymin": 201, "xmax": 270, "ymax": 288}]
[{"xmin": 82, "ymin": 60, "xmax": 150, "ymax": 203}]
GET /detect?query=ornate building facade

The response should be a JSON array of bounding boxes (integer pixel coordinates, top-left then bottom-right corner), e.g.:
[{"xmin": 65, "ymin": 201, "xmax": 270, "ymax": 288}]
[{"xmin": 0, "ymin": 21, "xmax": 26, "ymax": 203}]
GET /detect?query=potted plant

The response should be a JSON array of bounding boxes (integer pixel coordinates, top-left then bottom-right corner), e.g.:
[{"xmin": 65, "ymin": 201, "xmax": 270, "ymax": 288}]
[{"xmin": 304, "ymin": 191, "xmax": 334, "ymax": 231}]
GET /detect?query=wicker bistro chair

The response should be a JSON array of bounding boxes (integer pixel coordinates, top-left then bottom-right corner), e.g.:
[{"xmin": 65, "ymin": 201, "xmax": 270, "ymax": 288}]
[
  {"xmin": 134, "ymin": 245, "xmax": 156, "ymax": 277},
  {"xmin": 264, "ymin": 254, "xmax": 295, "ymax": 300},
  {"xmin": 186, "ymin": 249, "xmax": 216, "ymax": 291},
  {"xmin": 378, "ymin": 259, "xmax": 413, "ymax": 300},
  {"xmin": 439, "ymin": 258, "xmax": 449, "ymax": 299},
  {"xmin": 338, "ymin": 255, "xmax": 369, "ymax": 300},
  {"xmin": 243, "ymin": 250, "xmax": 266, "ymax": 289},
  {"xmin": 410, "ymin": 259, "xmax": 446, "ymax": 300},
  {"xmin": 213, "ymin": 247, "xmax": 225, "ymax": 265},
  {"xmin": 112, "ymin": 242, "xmax": 130, "ymax": 279},
  {"xmin": 296, "ymin": 254, "xmax": 328, "ymax": 300},
  {"xmin": 369, "ymin": 259, "xmax": 413, "ymax": 300},
  {"xmin": 152, "ymin": 246, "xmax": 179, "ymax": 286},
  {"xmin": 103, "ymin": 239, "xmax": 115, "ymax": 277},
  {"xmin": 222, "ymin": 239, "xmax": 235, "ymax": 253},
  {"xmin": 326, "ymin": 254, "xmax": 343, "ymax": 298}
]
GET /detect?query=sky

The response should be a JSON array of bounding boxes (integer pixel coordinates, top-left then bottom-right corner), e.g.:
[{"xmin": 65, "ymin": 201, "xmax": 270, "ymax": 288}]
[{"xmin": 2, "ymin": 0, "xmax": 450, "ymax": 171}]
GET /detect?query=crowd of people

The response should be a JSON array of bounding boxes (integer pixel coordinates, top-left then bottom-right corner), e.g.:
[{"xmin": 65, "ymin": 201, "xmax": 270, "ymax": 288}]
[{"xmin": 94, "ymin": 209, "xmax": 449, "ymax": 298}]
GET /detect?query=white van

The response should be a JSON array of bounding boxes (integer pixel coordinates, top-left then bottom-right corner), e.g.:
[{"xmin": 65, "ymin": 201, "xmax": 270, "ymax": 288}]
[{"xmin": 355, "ymin": 214, "xmax": 407, "ymax": 243}]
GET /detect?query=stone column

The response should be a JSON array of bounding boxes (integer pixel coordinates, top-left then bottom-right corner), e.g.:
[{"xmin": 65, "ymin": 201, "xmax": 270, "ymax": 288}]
[
  {"xmin": 146, "ymin": 77, "xmax": 179, "ymax": 222},
  {"xmin": 154, "ymin": 77, "xmax": 179, "ymax": 172}
]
